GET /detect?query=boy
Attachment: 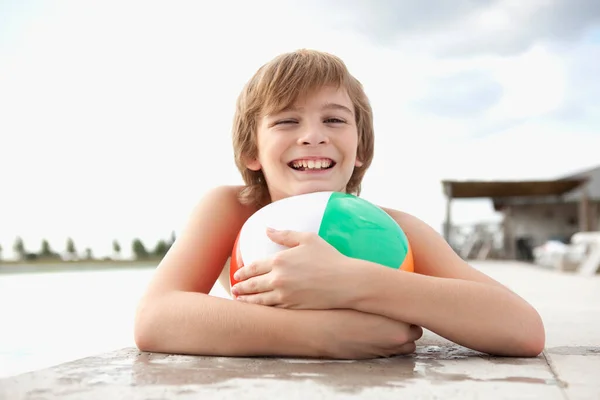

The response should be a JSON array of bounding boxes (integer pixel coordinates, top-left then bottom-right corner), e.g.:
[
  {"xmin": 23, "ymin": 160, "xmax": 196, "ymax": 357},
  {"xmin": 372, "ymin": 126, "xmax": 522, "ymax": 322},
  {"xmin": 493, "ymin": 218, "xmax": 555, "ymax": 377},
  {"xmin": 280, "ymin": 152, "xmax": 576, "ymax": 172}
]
[{"xmin": 134, "ymin": 49, "xmax": 545, "ymax": 359}]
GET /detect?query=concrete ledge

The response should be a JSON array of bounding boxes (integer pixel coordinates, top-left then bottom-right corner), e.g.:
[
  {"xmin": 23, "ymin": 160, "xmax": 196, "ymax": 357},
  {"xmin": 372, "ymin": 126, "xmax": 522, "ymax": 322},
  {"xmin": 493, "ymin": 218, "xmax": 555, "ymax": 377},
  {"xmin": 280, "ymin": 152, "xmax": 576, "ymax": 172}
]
[{"xmin": 0, "ymin": 340, "xmax": 572, "ymax": 400}]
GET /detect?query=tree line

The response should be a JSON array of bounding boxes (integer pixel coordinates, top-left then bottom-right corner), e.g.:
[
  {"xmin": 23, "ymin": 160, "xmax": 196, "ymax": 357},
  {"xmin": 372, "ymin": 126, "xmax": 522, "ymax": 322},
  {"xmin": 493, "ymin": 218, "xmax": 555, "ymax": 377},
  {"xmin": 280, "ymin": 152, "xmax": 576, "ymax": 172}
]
[{"xmin": 0, "ymin": 232, "xmax": 176, "ymax": 262}]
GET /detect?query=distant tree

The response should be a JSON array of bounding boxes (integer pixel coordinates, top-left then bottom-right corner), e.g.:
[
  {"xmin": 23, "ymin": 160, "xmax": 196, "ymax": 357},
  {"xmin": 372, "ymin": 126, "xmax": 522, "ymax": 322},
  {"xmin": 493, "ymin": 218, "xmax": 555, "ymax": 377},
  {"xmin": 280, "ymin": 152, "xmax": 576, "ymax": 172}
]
[
  {"xmin": 112, "ymin": 240, "xmax": 121, "ymax": 257},
  {"xmin": 0, "ymin": 243, "xmax": 3, "ymax": 262},
  {"xmin": 13, "ymin": 237, "xmax": 25, "ymax": 260},
  {"xmin": 132, "ymin": 238, "xmax": 149, "ymax": 260},
  {"xmin": 153, "ymin": 239, "xmax": 169, "ymax": 257},
  {"xmin": 40, "ymin": 239, "xmax": 53, "ymax": 258},
  {"xmin": 170, "ymin": 231, "xmax": 176, "ymax": 245},
  {"xmin": 85, "ymin": 247, "xmax": 93, "ymax": 260},
  {"xmin": 66, "ymin": 237, "xmax": 77, "ymax": 258}
]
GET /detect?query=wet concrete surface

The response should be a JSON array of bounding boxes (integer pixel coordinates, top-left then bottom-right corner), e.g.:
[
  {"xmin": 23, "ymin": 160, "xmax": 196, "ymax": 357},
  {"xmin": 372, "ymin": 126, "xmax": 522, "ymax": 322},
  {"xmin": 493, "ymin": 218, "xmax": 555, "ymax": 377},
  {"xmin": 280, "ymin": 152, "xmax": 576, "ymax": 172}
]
[
  {"xmin": 1, "ymin": 261, "xmax": 599, "ymax": 399},
  {"xmin": 0, "ymin": 342, "xmax": 564, "ymax": 400}
]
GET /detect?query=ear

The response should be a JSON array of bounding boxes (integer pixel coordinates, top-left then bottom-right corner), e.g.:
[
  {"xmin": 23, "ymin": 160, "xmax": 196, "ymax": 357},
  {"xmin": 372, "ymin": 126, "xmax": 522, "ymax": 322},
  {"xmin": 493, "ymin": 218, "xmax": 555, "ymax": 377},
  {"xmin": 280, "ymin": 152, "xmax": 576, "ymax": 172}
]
[
  {"xmin": 354, "ymin": 158, "xmax": 364, "ymax": 167},
  {"xmin": 246, "ymin": 159, "xmax": 262, "ymax": 171}
]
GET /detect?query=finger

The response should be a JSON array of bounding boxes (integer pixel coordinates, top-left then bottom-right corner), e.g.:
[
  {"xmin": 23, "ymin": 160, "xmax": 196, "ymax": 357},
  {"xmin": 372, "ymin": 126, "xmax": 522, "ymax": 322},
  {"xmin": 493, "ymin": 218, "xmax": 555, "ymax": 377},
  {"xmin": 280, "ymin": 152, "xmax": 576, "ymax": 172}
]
[
  {"xmin": 394, "ymin": 341, "xmax": 417, "ymax": 355},
  {"xmin": 235, "ymin": 291, "xmax": 280, "ymax": 307},
  {"xmin": 408, "ymin": 325, "xmax": 424, "ymax": 342},
  {"xmin": 231, "ymin": 275, "xmax": 272, "ymax": 296},
  {"xmin": 266, "ymin": 228, "xmax": 313, "ymax": 248},
  {"xmin": 233, "ymin": 261, "xmax": 270, "ymax": 282}
]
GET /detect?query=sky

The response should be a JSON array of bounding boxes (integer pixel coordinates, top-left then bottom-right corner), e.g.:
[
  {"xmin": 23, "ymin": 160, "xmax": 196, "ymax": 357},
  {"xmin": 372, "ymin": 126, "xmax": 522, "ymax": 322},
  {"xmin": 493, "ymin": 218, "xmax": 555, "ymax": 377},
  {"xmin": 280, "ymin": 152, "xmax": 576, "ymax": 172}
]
[{"xmin": 1, "ymin": 0, "xmax": 599, "ymax": 259}]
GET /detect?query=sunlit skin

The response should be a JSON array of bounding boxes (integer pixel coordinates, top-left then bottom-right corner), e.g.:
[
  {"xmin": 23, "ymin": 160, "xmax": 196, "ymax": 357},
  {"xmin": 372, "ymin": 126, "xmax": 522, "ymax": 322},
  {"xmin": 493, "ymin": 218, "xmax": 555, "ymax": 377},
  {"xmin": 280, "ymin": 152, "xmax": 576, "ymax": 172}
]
[
  {"xmin": 134, "ymin": 84, "xmax": 545, "ymax": 360},
  {"xmin": 234, "ymin": 85, "xmax": 545, "ymax": 356},
  {"xmin": 246, "ymin": 85, "xmax": 363, "ymax": 202}
]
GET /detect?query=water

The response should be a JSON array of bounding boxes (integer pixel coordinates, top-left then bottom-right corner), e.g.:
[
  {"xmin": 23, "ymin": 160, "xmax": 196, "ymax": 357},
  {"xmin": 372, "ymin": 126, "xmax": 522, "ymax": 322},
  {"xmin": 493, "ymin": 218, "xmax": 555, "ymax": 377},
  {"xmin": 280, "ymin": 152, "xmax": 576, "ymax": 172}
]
[{"xmin": 0, "ymin": 264, "xmax": 229, "ymax": 378}]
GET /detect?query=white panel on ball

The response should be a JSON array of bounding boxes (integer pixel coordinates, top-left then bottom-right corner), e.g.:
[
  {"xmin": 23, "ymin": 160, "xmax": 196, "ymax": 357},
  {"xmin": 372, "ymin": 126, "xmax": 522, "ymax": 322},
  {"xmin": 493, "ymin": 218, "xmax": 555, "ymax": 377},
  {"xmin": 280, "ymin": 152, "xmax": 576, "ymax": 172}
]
[{"xmin": 238, "ymin": 191, "xmax": 332, "ymax": 266}]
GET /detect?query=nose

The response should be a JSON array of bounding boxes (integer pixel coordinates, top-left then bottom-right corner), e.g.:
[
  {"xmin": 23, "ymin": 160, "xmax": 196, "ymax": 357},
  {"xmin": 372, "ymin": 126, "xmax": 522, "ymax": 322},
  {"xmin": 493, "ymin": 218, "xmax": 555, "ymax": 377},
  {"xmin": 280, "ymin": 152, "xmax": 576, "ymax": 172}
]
[{"xmin": 296, "ymin": 122, "xmax": 330, "ymax": 146}]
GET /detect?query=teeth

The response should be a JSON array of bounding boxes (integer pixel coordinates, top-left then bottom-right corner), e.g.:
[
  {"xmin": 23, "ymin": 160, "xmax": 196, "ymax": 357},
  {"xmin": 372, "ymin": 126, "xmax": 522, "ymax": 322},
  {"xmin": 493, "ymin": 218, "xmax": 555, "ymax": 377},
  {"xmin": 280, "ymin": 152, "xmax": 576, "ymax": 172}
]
[{"xmin": 291, "ymin": 159, "xmax": 332, "ymax": 170}]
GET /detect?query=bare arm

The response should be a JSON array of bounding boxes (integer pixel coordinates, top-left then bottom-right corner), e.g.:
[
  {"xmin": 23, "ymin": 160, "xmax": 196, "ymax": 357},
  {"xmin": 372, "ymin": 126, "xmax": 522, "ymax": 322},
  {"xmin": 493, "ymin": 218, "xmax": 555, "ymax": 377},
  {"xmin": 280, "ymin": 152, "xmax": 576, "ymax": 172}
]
[
  {"xmin": 134, "ymin": 186, "xmax": 420, "ymax": 359},
  {"xmin": 135, "ymin": 290, "xmax": 329, "ymax": 357},
  {"xmin": 345, "ymin": 209, "xmax": 545, "ymax": 357},
  {"xmin": 135, "ymin": 186, "xmax": 320, "ymax": 356}
]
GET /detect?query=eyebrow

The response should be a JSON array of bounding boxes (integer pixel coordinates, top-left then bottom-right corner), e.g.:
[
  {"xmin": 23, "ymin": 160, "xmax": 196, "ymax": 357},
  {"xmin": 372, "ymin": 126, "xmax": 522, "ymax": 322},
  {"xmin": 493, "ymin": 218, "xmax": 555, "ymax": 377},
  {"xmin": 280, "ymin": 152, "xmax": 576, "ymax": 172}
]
[
  {"xmin": 279, "ymin": 102, "xmax": 354, "ymax": 116},
  {"xmin": 322, "ymin": 102, "xmax": 354, "ymax": 116}
]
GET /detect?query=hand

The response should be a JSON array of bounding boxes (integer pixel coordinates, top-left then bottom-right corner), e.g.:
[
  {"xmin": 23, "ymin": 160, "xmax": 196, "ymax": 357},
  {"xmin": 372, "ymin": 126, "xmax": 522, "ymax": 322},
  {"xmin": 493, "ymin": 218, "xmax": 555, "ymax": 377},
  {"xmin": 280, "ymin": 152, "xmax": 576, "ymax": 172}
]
[
  {"xmin": 231, "ymin": 228, "xmax": 356, "ymax": 309},
  {"xmin": 317, "ymin": 309, "xmax": 423, "ymax": 359}
]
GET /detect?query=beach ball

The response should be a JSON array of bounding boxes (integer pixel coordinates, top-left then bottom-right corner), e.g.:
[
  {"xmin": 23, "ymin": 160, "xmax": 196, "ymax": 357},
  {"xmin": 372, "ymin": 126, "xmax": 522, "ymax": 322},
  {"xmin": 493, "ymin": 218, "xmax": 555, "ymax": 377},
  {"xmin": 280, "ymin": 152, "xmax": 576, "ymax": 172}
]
[{"xmin": 230, "ymin": 191, "xmax": 413, "ymax": 287}]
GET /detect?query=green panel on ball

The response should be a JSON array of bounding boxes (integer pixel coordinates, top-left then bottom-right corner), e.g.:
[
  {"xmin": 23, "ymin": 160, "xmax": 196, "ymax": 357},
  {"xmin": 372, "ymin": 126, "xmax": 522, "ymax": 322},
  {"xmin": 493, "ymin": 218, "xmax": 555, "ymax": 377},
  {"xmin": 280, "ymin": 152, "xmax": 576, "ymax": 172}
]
[{"xmin": 317, "ymin": 192, "xmax": 409, "ymax": 269}]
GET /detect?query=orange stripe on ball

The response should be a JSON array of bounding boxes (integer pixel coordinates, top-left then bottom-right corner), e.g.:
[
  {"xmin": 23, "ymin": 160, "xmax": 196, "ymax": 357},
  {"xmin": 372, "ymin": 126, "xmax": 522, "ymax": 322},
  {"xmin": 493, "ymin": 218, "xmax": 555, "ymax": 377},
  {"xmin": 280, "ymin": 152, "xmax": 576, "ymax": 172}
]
[{"xmin": 399, "ymin": 243, "xmax": 414, "ymax": 272}]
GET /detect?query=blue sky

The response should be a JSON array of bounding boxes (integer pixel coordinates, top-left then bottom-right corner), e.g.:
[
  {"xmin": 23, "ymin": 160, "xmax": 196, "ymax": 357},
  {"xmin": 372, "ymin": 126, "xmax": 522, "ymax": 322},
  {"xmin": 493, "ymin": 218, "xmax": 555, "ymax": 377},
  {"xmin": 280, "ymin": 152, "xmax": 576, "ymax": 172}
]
[{"xmin": 1, "ymin": 0, "xmax": 599, "ymax": 259}]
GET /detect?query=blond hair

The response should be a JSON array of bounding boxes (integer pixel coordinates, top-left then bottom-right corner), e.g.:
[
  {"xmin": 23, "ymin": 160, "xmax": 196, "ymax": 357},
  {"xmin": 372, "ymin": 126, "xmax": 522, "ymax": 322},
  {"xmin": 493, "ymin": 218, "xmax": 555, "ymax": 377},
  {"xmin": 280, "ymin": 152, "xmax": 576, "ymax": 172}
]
[{"xmin": 232, "ymin": 49, "xmax": 374, "ymax": 207}]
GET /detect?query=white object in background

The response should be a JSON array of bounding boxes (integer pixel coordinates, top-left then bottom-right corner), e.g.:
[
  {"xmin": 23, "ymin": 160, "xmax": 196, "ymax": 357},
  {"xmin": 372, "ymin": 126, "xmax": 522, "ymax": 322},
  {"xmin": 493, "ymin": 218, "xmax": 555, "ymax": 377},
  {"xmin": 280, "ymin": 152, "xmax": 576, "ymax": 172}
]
[{"xmin": 571, "ymin": 232, "xmax": 600, "ymax": 276}]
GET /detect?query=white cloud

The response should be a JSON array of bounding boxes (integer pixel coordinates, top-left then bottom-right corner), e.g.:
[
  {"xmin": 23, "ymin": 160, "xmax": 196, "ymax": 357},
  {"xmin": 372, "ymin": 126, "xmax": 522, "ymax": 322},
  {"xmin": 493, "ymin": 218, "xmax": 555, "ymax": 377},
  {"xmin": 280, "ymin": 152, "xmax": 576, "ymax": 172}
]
[
  {"xmin": 0, "ymin": 1, "xmax": 598, "ymax": 258},
  {"xmin": 485, "ymin": 45, "xmax": 567, "ymax": 120},
  {"xmin": 323, "ymin": 0, "xmax": 600, "ymax": 57}
]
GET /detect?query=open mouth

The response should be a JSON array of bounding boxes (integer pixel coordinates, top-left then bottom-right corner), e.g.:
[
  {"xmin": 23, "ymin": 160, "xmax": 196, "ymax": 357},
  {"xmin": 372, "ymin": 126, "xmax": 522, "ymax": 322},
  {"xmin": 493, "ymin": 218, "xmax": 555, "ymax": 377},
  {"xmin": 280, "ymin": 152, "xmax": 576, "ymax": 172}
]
[{"xmin": 288, "ymin": 158, "xmax": 336, "ymax": 172}]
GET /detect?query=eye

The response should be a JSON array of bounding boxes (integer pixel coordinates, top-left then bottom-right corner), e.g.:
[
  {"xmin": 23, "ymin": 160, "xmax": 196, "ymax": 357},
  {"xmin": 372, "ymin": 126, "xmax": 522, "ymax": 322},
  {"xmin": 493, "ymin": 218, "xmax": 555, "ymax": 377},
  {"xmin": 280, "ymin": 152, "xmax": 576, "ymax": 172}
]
[
  {"xmin": 274, "ymin": 119, "xmax": 297, "ymax": 125},
  {"xmin": 324, "ymin": 117, "xmax": 345, "ymax": 124}
]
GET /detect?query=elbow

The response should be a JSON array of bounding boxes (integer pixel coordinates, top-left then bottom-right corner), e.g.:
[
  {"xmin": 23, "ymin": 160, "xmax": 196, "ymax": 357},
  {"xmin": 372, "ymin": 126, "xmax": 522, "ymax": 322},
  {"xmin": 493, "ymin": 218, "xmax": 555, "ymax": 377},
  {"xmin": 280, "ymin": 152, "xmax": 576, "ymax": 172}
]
[
  {"xmin": 133, "ymin": 297, "xmax": 160, "ymax": 353},
  {"xmin": 527, "ymin": 330, "xmax": 546, "ymax": 358},
  {"xmin": 134, "ymin": 327, "xmax": 155, "ymax": 353},
  {"xmin": 520, "ymin": 336, "xmax": 545, "ymax": 358},
  {"xmin": 518, "ymin": 311, "xmax": 546, "ymax": 357}
]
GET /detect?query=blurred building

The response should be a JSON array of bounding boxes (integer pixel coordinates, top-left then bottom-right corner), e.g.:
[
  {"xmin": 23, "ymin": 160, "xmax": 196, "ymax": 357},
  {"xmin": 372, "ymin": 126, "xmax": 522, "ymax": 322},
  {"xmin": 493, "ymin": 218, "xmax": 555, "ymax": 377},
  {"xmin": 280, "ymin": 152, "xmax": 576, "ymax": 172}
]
[{"xmin": 442, "ymin": 165, "xmax": 600, "ymax": 261}]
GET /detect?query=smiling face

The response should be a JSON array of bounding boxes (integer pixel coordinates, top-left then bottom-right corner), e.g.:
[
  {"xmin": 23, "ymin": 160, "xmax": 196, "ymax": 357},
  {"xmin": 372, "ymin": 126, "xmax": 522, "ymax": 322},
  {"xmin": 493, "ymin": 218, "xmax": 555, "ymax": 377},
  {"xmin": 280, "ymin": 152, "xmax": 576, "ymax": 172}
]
[
  {"xmin": 232, "ymin": 49, "xmax": 375, "ymax": 207},
  {"xmin": 245, "ymin": 85, "xmax": 363, "ymax": 202}
]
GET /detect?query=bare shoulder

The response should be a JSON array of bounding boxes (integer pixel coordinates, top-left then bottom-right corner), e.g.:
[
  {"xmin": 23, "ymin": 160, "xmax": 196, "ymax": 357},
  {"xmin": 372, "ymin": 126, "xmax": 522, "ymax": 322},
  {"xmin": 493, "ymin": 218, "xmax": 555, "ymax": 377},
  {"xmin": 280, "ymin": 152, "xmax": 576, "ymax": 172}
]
[
  {"xmin": 380, "ymin": 206, "xmax": 507, "ymax": 288},
  {"xmin": 142, "ymin": 185, "xmax": 257, "ymax": 297}
]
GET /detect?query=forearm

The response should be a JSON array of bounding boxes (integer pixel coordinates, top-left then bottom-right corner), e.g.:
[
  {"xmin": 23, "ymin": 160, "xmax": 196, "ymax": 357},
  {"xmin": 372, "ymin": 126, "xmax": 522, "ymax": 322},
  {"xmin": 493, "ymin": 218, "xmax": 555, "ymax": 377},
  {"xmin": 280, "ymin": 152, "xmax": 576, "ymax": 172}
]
[
  {"xmin": 348, "ymin": 261, "xmax": 545, "ymax": 357},
  {"xmin": 134, "ymin": 291, "xmax": 323, "ymax": 357}
]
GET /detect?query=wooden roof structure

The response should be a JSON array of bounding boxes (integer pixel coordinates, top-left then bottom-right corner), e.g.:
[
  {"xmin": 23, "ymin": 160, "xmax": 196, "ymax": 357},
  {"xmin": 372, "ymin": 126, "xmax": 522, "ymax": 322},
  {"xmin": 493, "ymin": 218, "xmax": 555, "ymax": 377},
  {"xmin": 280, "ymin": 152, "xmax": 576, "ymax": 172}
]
[
  {"xmin": 441, "ymin": 179, "xmax": 588, "ymax": 199},
  {"xmin": 440, "ymin": 165, "xmax": 600, "ymax": 252}
]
